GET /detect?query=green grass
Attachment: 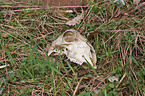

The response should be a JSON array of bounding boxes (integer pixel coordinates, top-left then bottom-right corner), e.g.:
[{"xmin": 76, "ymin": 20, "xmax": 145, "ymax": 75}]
[{"xmin": 0, "ymin": 0, "xmax": 145, "ymax": 95}]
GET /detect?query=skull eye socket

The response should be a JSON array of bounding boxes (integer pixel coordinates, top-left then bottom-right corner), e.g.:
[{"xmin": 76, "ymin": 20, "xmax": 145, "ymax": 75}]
[
  {"xmin": 63, "ymin": 31, "xmax": 75, "ymax": 42},
  {"xmin": 66, "ymin": 48, "xmax": 68, "ymax": 51}
]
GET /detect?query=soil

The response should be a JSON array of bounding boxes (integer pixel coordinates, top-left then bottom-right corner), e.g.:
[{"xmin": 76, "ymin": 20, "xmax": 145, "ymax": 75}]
[{"xmin": 23, "ymin": 0, "xmax": 91, "ymax": 6}]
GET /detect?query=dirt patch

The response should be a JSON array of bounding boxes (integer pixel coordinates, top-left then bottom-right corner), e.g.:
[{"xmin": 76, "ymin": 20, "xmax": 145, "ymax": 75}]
[{"xmin": 23, "ymin": 0, "xmax": 90, "ymax": 6}]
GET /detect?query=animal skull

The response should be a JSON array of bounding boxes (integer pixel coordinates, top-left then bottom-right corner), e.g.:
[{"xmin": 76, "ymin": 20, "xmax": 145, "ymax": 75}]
[{"xmin": 48, "ymin": 29, "xmax": 97, "ymax": 69}]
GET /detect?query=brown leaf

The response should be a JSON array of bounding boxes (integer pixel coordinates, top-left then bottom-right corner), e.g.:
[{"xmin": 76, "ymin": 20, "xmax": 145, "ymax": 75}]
[{"xmin": 66, "ymin": 14, "xmax": 84, "ymax": 26}]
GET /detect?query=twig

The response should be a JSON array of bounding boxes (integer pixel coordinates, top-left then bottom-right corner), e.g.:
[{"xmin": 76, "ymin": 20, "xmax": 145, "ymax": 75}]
[
  {"xmin": 92, "ymin": 75, "xmax": 110, "ymax": 91},
  {"xmin": 113, "ymin": 71, "xmax": 127, "ymax": 91},
  {"xmin": 1, "ymin": 8, "xmax": 41, "ymax": 12},
  {"xmin": 78, "ymin": 5, "xmax": 94, "ymax": 30},
  {"xmin": 128, "ymin": 2, "xmax": 145, "ymax": 14},
  {"xmin": 47, "ymin": 6, "xmax": 88, "ymax": 9},
  {"xmin": 121, "ymin": 2, "xmax": 145, "ymax": 15},
  {"xmin": 73, "ymin": 77, "xmax": 84, "ymax": 96},
  {"xmin": 0, "ymin": 5, "xmax": 37, "ymax": 8},
  {"xmin": 15, "ymin": 18, "xmax": 26, "ymax": 31},
  {"xmin": 1, "ymin": 30, "xmax": 29, "ymax": 45}
]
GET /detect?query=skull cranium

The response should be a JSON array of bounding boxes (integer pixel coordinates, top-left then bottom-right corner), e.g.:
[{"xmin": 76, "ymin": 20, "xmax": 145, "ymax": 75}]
[{"xmin": 48, "ymin": 29, "xmax": 97, "ymax": 69}]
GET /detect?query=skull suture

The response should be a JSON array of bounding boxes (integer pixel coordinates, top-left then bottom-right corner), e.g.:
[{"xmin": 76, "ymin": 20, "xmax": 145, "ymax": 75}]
[{"xmin": 48, "ymin": 29, "xmax": 97, "ymax": 69}]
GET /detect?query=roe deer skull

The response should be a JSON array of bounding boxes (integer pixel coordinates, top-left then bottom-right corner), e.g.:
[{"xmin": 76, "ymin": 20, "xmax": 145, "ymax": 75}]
[{"xmin": 48, "ymin": 29, "xmax": 97, "ymax": 69}]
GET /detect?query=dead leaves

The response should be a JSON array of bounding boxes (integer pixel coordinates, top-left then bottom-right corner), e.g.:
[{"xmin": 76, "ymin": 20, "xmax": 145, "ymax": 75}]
[{"xmin": 66, "ymin": 13, "xmax": 84, "ymax": 26}]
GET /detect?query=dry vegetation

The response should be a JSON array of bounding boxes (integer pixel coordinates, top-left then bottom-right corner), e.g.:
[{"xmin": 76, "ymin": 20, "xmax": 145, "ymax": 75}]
[{"xmin": 0, "ymin": 0, "xmax": 145, "ymax": 95}]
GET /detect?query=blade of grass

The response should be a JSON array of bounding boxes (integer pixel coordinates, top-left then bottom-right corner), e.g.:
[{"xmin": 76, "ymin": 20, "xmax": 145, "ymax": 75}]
[
  {"xmin": 21, "ymin": 39, "xmax": 29, "ymax": 56},
  {"xmin": 28, "ymin": 43, "xmax": 37, "ymax": 76},
  {"xmin": 130, "ymin": 55, "xmax": 145, "ymax": 71},
  {"xmin": 22, "ymin": 43, "xmax": 38, "ymax": 83},
  {"xmin": 24, "ymin": 65, "xmax": 37, "ymax": 84},
  {"xmin": 1, "ymin": 43, "xmax": 16, "ymax": 66},
  {"xmin": 130, "ymin": 55, "xmax": 139, "ymax": 66},
  {"xmin": 84, "ymin": 57, "xmax": 98, "ymax": 76},
  {"xmin": 36, "ymin": 56, "xmax": 45, "ymax": 69},
  {"xmin": 59, "ymin": 55, "xmax": 67, "ymax": 72},
  {"xmin": 29, "ymin": 43, "xmax": 37, "ymax": 62},
  {"xmin": 1, "ymin": 42, "xmax": 25, "ymax": 80},
  {"xmin": 62, "ymin": 79, "xmax": 70, "ymax": 96},
  {"xmin": 46, "ymin": 63, "xmax": 63, "ymax": 76},
  {"xmin": 66, "ymin": 60, "xmax": 78, "ymax": 80},
  {"xmin": 46, "ymin": 53, "xmax": 63, "ymax": 75},
  {"xmin": 51, "ymin": 70, "xmax": 55, "ymax": 95}
]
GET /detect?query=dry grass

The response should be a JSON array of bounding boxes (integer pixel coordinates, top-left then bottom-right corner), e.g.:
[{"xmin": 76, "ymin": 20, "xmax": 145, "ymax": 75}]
[{"xmin": 0, "ymin": 0, "xmax": 145, "ymax": 95}]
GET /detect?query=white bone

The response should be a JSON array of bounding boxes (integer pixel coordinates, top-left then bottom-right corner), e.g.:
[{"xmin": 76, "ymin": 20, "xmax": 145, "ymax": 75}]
[{"xmin": 48, "ymin": 29, "xmax": 97, "ymax": 69}]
